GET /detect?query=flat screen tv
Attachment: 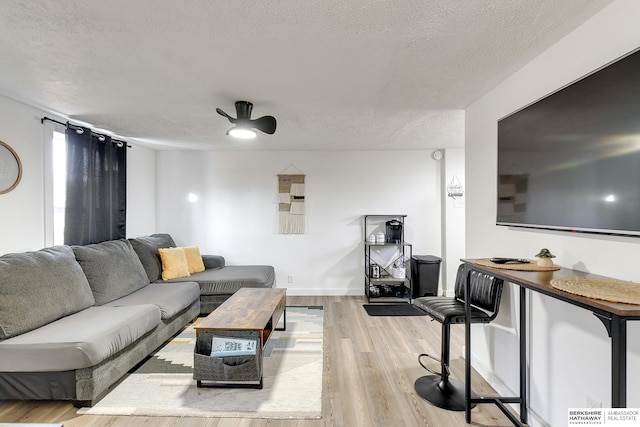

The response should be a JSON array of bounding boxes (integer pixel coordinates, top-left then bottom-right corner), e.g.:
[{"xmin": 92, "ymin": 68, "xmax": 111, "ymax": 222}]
[{"xmin": 497, "ymin": 47, "xmax": 640, "ymax": 237}]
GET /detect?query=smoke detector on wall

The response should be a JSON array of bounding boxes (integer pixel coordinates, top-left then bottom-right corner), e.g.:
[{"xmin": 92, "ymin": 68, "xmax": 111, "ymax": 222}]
[{"xmin": 432, "ymin": 150, "xmax": 443, "ymax": 161}]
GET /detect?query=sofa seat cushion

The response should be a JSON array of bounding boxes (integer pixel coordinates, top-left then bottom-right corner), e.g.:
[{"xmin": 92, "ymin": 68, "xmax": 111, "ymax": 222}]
[
  {"xmin": 0, "ymin": 245, "xmax": 95, "ymax": 339},
  {"xmin": 0, "ymin": 305, "xmax": 160, "ymax": 372},
  {"xmin": 104, "ymin": 282, "xmax": 200, "ymax": 320},
  {"xmin": 164, "ymin": 265, "xmax": 275, "ymax": 295},
  {"xmin": 72, "ymin": 239, "xmax": 150, "ymax": 305}
]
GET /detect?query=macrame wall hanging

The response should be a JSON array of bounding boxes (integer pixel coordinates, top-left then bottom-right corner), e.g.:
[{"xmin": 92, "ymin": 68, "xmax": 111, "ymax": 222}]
[{"xmin": 278, "ymin": 164, "xmax": 306, "ymax": 234}]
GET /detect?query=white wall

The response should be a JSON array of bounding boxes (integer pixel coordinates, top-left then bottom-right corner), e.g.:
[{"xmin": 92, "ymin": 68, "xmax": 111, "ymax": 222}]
[
  {"xmin": 466, "ymin": 1, "xmax": 640, "ymax": 426},
  {"xmin": 0, "ymin": 95, "xmax": 47, "ymax": 254},
  {"xmin": 155, "ymin": 150, "xmax": 444, "ymax": 295},
  {"xmin": 126, "ymin": 144, "xmax": 157, "ymax": 237},
  {"xmin": 442, "ymin": 148, "xmax": 465, "ymax": 295}
]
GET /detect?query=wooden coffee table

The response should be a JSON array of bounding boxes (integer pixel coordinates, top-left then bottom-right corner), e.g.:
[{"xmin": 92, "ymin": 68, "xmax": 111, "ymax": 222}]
[{"xmin": 193, "ymin": 287, "xmax": 286, "ymax": 388}]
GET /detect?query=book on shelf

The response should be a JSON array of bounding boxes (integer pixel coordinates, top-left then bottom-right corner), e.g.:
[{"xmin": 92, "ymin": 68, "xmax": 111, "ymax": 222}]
[{"xmin": 210, "ymin": 336, "xmax": 257, "ymax": 357}]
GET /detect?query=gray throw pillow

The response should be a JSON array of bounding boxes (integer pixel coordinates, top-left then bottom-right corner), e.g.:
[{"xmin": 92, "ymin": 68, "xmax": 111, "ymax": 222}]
[
  {"xmin": 0, "ymin": 245, "xmax": 95, "ymax": 339},
  {"xmin": 129, "ymin": 234, "xmax": 177, "ymax": 282},
  {"xmin": 73, "ymin": 239, "xmax": 150, "ymax": 305}
]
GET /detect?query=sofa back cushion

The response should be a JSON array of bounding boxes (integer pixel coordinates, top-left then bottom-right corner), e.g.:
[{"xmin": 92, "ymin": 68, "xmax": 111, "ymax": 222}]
[
  {"xmin": 73, "ymin": 239, "xmax": 150, "ymax": 305},
  {"xmin": 129, "ymin": 234, "xmax": 177, "ymax": 282},
  {"xmin": 0, "ymin": 245, "xmax": 95, "ymax": 339}
]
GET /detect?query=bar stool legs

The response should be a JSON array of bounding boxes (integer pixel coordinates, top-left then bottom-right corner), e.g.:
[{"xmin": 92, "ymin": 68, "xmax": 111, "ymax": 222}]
[{"xmin": 414, "ymin": 323, "xmax": 476, "ymax": 411}]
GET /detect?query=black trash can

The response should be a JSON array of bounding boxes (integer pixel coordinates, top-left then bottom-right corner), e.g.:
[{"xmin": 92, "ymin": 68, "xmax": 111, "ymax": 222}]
[{"xmin": 411, "ymin": 255, "xmax": 442, "ymax": 298}]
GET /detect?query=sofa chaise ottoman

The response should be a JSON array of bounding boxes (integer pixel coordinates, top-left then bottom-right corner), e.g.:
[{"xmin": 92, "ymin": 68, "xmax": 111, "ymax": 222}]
[{"xmin": 129, "ymin": 234, "xmax": 276, "ymax": 314}]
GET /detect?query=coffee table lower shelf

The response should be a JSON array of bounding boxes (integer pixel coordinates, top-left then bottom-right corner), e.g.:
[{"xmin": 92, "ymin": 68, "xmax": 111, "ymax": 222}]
[{"xmin": 194, "ymin": 330, "xmax": 263, "ymax": 388}]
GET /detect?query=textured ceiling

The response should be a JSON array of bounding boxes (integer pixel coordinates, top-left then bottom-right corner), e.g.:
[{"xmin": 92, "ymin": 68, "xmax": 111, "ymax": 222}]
[{"xmin": 0, "ymin": 0, "xmax": 613, "ymax": 150}]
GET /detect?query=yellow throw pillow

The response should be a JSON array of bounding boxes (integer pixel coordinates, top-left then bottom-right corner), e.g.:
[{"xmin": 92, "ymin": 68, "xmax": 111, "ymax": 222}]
[
  {"xmin": 158, "ymin": 247, "xmax": 191, "ymax": 280},
  {"xmin": 184, "ymin": 246, "xmax": 205, "ymax": 274}
]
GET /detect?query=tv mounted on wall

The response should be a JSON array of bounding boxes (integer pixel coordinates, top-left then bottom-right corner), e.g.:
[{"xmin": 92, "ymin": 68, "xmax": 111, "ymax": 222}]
[{"xmin": 497, "ymin": 47, "xmax": 640, "ymax": 237}]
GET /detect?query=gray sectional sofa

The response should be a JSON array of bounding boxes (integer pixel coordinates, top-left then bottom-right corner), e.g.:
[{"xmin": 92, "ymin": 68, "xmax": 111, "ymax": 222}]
[{"xmin": 0, "ymin": 233, "xmax": 275, "ymax": 406}]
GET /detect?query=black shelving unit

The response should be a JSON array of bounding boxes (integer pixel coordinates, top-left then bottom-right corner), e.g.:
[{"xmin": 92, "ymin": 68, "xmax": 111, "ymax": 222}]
[{"xmin": 364, "ymin": 214, "xmax": 412, "ymax": 303}]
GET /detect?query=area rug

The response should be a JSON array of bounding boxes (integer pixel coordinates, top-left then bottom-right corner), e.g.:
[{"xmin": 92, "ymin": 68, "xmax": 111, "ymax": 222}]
[
  {"xmin": 363, "ymin": 304, "xmax": 426, "ymax": 316},
  {"xmin": 78, "ymin": 306, "xmax": 323, "ymax": 419}
]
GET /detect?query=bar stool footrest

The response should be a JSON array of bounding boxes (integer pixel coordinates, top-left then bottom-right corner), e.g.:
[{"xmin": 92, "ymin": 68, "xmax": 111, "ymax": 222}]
[{"xmin": 418, "ymin": 353, "xmax": 448, "ymax": 377}]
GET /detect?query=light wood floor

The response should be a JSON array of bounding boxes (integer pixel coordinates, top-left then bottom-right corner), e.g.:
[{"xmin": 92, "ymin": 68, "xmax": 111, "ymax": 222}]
[{"xmin": 0, "ymin": 296, "xmax": 517, "ymax": 426}]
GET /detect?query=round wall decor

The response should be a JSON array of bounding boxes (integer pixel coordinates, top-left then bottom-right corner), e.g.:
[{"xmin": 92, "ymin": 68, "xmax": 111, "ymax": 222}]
[{"xmin": 0, "ymin": 141, "xmax": 22, "ymax": 194}]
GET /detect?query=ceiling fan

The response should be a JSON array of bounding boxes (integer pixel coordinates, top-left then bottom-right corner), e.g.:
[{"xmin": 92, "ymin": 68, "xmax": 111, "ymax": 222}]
[{"xmin": 216, "ymin": 101, "xmax": 277, "ymax": 139}]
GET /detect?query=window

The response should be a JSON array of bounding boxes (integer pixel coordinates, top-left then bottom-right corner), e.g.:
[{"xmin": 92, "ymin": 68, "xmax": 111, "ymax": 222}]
[
  {"xmin": 44, "ymin": 122, "xmax": 68, "ymax": 247},
  {"xmin": 52, "ymin": 130, "xmax": 66, "ymax": 245}
]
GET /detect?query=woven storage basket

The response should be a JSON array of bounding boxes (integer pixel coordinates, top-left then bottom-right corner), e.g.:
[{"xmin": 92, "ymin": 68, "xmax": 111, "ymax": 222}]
[{"xmin": 194, "ymin": 330, "xmax": 262, "ymax": 385}]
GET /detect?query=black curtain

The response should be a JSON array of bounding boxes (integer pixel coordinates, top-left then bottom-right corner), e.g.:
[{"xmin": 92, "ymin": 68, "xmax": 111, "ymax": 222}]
[{"xmin": 64, "ymin": 125, "xmax": 127, "ymax": 245}]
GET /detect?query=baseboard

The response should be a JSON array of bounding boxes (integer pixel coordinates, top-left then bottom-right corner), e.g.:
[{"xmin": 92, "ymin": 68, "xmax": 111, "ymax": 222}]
[
  {"xmin": 281, "ymin": 288, "xmax": 363, "ymax": 296},
  {"xmin": 470, "ymin": 352, "xmax": 514, "ymax": 395},
  {"xmin": 468, "ymin": 352, "xmax": 524, "ymax": 416}
]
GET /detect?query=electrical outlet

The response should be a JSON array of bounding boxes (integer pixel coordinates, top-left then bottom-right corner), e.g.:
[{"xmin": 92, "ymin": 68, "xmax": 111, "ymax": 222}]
[
  {"xmin": 287, "ymin": 274, "xmax": 294, "ymax": 283},
  {"xmin": 586, "ymin": 395, "xmax": 602, "ymax": 408}
]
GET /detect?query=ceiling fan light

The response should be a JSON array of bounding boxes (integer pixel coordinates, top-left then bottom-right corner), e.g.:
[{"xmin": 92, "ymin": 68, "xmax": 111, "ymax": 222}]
[{"xmin": 227, "ymin": 126, "xmax": 257, "ymax": 139}]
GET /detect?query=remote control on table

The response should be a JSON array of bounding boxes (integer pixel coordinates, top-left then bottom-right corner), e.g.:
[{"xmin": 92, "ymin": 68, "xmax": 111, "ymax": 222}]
[{"xmin": 489, "ymin": 257, "xmax": 531, "ymax": 264}]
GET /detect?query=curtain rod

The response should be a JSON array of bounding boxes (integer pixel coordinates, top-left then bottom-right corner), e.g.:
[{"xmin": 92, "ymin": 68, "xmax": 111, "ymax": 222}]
[{"xmin": 41, "ymin": 116, "xmax": 131, "ymax": 148}]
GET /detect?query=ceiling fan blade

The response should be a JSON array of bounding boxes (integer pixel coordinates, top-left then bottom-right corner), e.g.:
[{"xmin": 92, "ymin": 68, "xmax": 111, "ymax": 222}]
[
  {"xmin": 251, "ymin": 115, "xmax": 277, "ymax": 134},
  {"xmin": 216, "ymin": 108, "xmax": 236, "ymax": 123}
]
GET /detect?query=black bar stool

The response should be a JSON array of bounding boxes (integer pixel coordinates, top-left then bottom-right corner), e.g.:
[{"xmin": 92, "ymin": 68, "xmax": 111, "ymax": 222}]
[{"xmin": 412, "ymin": 264, "xmax": 503, "ymax": 411}]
